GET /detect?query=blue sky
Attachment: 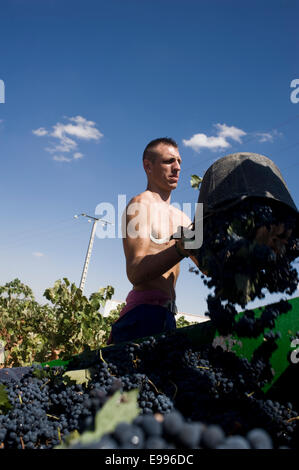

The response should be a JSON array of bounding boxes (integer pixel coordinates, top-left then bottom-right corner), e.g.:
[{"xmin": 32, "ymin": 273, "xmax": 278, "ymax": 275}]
[{"xmin": 0, "ymin": 0, "xmax": 298, "ymax": 316}]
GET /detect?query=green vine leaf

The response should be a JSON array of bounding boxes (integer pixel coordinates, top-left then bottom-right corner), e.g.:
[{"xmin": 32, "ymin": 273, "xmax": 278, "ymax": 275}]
[
  {"xmin": 1, "ymin": 277, "xmax": 123, "ymax": 367},
  {"xmin": 0, "ymin": 384, "xmax": 12, "ymax": 414},
  {"xmin": 57, "ymin": 389, "xmax": 140, "ymax": 448},
  {"xmin": 190, "ymin": 174, "xmax": 202, "ymax": 190},
  {"xmin": 62, "ymin": 368, "xmax": 93, "ymax": 386}
]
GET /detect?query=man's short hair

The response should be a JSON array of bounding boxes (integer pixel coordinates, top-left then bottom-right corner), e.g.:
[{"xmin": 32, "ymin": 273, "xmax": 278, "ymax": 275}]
[{"xmin": 142, "ymin": 137, "xmax": 178, "ymax": 163}]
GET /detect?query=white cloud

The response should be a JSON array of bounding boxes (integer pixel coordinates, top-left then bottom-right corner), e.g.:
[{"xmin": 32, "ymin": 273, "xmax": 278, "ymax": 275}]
[
  {"xmin": 183, "ymin": 133, "xmax": 230, "ymax": 152},
  {"xmin": 183, "ymin": 123, "xmax": 247, "ymax": 153},
  {"xmin": 32, "ymin": 127, "xmax": 48, "ymax": 136},
  {"xmin": 256, "ymin": 132, "xmax": 273, "ymax": 143},
  {"xmin": 50, "ymin": 116, "xmax": 102, "ymax": 151},
  {"xmin": 73, "ymin": 152, "xmax": 84, "ymax": 159},
  {"xmin": 32, "ymin": 115, "xmax": 103, "ymax": 162},
  {"xmin": 53, "ymin": 155, "xmax": 73, "ymax": 162},
  {"xmin": 32, "ymin": 252, "xmax": 44, "ymax": 257},
  {"xmin": 215, "ymin": 123, "xmax": 246, "ymax": 143},
  {"xmin": 63, "ymin": 116, "xmax": 103, "ymax": 140},
  {"xmin": 47, "ymin": 130, "xmax": 77, "ymax": 153},
  {"xmin": 255, "ymin": 129, "xmax": 282, "ymax": 143}
]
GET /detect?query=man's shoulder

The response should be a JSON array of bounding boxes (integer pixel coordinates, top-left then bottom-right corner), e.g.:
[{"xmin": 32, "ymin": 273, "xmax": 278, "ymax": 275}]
[{"xmin": 127, "ymin": 191, "xmax": 153, "ymax": 206}]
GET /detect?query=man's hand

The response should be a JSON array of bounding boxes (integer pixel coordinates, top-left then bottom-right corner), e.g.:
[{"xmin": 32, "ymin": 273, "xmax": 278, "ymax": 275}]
[{"xmin": 172, "ymin": 224, "xmax": 201, "ymax": 269}]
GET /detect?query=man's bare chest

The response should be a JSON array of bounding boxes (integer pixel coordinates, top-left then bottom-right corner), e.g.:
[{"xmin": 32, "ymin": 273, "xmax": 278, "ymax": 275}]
[{"xmin": 149, "ymin": 206, "xmax": 183, "ymax": 245}]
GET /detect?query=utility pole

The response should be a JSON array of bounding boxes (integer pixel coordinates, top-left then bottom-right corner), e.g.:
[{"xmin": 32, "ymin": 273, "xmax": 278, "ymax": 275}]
[{"xmin": 74, "ymin": 213, "xmax": 113, "ymax": 293}]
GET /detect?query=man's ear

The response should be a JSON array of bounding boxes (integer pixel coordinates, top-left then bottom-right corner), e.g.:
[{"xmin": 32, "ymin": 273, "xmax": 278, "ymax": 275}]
[{"xmin": 143, "ymin": 158, "xmax": 152, "ymax": 175}]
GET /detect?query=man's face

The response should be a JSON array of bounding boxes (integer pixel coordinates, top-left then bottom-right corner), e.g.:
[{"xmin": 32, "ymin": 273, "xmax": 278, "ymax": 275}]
[{"xmin": 146, "ymin": 143, "xmax": 182, "ymax": 191}]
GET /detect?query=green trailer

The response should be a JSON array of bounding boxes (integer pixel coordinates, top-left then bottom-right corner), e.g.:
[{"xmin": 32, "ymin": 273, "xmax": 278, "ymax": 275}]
[{"xmin": 41, "ymin": 295, "xmax": 299, "ymax": 399}]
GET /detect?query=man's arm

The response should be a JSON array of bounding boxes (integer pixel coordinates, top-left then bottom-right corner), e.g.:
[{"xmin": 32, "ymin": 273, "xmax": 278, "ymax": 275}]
[{"xmin": 122, "ymin": 197, "xmax": 185, "ymax": 286}]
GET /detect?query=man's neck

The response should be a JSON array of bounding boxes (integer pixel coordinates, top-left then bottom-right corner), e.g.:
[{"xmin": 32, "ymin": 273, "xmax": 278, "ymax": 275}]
[{"xmin": 146, "ymin": 183, "xmax": 171, "ymax": 204}]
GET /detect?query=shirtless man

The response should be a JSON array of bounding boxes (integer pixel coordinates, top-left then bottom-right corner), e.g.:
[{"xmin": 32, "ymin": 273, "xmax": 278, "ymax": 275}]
[{"xmin": 108, "ymin": 137, "xmax": 193, "ymax": 344}]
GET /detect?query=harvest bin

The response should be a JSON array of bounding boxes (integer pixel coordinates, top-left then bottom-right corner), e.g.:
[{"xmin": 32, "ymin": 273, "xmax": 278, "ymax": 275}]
[
  {"xmin": 196, "ymin": 152, "xmax": 298, "ymax": 221},
  {"xmin": 40, "ymin": 295, "xmax": 299, "ymax": 400}
]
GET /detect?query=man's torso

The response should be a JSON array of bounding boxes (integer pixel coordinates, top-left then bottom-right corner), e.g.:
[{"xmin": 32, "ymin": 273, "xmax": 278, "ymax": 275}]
[{"xmin": 128, "ymin": 190, "xmax": 191, "ymax": 300}]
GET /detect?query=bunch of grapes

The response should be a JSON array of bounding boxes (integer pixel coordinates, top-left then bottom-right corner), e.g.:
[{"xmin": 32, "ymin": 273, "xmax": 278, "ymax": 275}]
[
  {"xmin": 194, "ymin": 198, "xmax": 298, "ymax": 335},
  {"xmin": 69, "ymin": 410, "xmax": 275, "ymax": 450},
  {"xmin": 1, "ymin": 324, "xmax": 298, "ymax": 449}
]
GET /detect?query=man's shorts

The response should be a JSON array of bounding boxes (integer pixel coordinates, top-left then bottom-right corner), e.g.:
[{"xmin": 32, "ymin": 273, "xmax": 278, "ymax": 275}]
[{"xmin": 110, "ymin": 304, "xmax": 177, "ymax": 344}]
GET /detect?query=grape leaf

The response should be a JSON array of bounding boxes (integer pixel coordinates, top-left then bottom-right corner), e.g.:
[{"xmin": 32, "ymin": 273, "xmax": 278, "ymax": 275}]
[
  {"xmin": 0, "ymin": 384, "xmax": 12, "ymax": 414},
  {"xmin": 57, "ymin": 389, "xmax": 140, "ymax": 448},
  {"xmin": 80, "ymin": 389, "xmax": 140, "ymax": 444},
  {"xmin": 190, "ymin": 174, "xmax": 202, "ymax": 189},
  {"xmin": 62, "ymin": 368, "xmax": 93, "ymax": 386}
]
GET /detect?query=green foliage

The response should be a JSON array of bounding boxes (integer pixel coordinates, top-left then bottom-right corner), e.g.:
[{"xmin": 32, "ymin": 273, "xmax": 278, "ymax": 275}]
[
  {"xmin": 0, "ymin": 384, "xmax": 12, "ymax": 414},
  {"xmin": 56, "ymin": 389, "xmax": 140, "ymax": 448},
  {"xmin": 0, "ymin": 278, "xmax": 193, "ymax": 368},
  {"xmin": 176, "ymin": 315, "xmax": 196, "ymax": 328},
  {"xmin": 0, "ymin": 279, "xmax": 49, "ymax": 367},
  {"xmin": 190, "ymin": 174, "xmax": 202, "ymax": 190},
  {"xmin": 62, "ymin": 368, "xmax": 93, "ymax": 386},
  {"xmin": 41, "ymin": 278, "xmax": 115, "ymax": 361},
  {"xmin": 0, "ymin": 278, "xmax": 116, "ymax": 367}
]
